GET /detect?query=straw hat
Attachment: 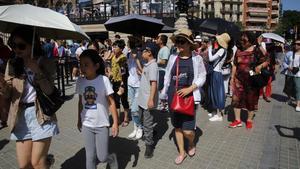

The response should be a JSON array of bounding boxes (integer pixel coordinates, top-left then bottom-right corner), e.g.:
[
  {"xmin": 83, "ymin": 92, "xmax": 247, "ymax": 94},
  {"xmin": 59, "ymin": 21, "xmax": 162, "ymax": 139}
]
[
  {"xmin": 216, "ymin": 33, "xmax": 231, "ymax": 49},
  {"xmin": 170, "ymin": 28, "xmax": 197, "ymax": 49}
]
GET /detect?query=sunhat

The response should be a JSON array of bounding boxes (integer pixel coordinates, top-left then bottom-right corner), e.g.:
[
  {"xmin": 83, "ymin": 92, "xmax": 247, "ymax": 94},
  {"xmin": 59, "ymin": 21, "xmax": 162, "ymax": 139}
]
[
  {"xmin": 216, "ymin": 33, "xmax": 231, "ymax": 49},
  {"xmin": 170, "ymin": 28, "xmax": 198, "ymax": 49}
]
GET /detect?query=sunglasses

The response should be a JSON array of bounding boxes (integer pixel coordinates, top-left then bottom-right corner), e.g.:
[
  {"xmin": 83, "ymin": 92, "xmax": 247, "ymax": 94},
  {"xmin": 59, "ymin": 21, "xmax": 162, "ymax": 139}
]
[
  {"xmin": 143, "ymin": 47, "xmax": 152, "ymax": 53},
  {"xmin": 296, "ymin": 43, "xmax": 300, "ymax": 46},
  {"xmin": 175, "ymin": 38, "xmax": 188, "ymax": 45},
  {"xmin": 11, "ymin": 42, "xmax": 27, "ymax": 50}
]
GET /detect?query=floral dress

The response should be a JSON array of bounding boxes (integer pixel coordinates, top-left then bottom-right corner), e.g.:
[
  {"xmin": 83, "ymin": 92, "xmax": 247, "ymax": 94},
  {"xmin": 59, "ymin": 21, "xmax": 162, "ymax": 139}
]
[{"xmin": 231, "ymin": 48, "xmax": 269, "ymax": 111}]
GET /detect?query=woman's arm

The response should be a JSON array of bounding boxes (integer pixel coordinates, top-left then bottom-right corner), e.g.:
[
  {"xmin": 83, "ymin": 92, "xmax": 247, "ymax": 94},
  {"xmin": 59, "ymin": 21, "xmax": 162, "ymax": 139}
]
[
  {"xmin": 107, "ymin": 95, "xmax": 119, "ymax": 137},
  {"xmin": 208, "ymin": 47, "xmax": 224, "ymax": 62},
  {"xmin": 77, "ymin": 95, "xmax": 83, "ymax": 132}
]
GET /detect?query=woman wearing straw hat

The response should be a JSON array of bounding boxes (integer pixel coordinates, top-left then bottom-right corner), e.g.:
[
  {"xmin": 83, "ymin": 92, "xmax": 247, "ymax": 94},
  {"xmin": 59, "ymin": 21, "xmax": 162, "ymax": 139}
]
[
  {"xmin": 161, "ymin": 28, "xmax": 206, "ymax": 165},
  {"xmin": 207, "ymin": 33, "xmax": 231, "ymax": 122}
]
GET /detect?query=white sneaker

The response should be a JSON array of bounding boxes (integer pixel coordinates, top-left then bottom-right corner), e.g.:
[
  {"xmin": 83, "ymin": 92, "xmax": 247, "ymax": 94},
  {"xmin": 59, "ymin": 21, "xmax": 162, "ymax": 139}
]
[
  {"xmin": 296, "ymin": 106, "xmax": 300, "ymax": 112},
  {"xmin": 128, "ymin": 129, "xmax": 137, "ymax": 139},
  {"xmin": 208, "ymin": 113, "xmax": 213, "ymax": 117},
  {"xmin": 209, "ymin": 115, "xmax": 223, "ymax": 122},
  {"xmin": 135, "ymin": 128, "xmax": 143, "ymax": 140}
]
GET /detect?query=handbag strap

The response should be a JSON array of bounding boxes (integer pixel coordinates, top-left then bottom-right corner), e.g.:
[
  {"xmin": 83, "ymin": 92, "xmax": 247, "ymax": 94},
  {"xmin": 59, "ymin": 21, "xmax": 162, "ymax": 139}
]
[
  {"xmin": 212, "ymin": 49, "xmax": 227, "ymax": 69},
  {"xmin": 175, "ymin": 57, "xmax": 179, "ymax": 90}
]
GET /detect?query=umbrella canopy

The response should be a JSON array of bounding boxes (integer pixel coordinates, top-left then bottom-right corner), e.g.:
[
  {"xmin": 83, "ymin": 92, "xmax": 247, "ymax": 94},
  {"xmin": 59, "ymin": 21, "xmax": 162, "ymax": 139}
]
[
  {"xmin": 0, "ymin": 4, "xmax": 90, "ymax": 40},
  {"xmin": 199, "ymin": 18, "xmax": 240, "ymax": 41},
  {"xmin": 261, "ymin": 33, "xmax": 285, "ymax": 43},
  {"xmin": 161, "ymin": 25, "xmax": 176, "ymax": 33},
  {"xmin": 104, "ymin": 14, "xmax": 165, "ymax": 37}
]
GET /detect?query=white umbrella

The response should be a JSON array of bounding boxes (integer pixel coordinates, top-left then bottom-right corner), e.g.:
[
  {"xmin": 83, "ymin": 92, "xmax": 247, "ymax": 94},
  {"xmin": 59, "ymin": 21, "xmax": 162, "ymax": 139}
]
[
  {"xmin": 261, "ymin": 33, "xmax": 285, "ymax": 43},
  {"xmin": 0, "ymin": 4, "xmax": 90, "ymax": 40}
]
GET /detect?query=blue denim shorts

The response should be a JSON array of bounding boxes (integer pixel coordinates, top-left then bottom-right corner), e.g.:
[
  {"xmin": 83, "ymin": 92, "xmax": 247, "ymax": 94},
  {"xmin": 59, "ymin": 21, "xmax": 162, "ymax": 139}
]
[{"xmin": 10, "ymin": 106, "xmax": 59, "ymax": 141}]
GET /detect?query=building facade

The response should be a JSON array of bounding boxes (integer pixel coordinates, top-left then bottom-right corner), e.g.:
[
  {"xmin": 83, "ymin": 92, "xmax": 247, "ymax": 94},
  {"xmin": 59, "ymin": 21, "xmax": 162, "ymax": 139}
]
[
  {"xmin": 203, "ymin": 0, "xmax": 281, "ymax": 32},
  {"xmin": 243, "ymin": 0, "xmax": 280, "ymax": 32},
  {"xmin": 203, "ymin": 0, "xmax": 243, "ymax": 22}
]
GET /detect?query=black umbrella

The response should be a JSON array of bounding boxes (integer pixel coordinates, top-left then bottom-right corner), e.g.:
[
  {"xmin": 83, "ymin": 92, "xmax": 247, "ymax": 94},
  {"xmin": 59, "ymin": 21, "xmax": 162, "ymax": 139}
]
[
  {"xmin": 199, "ymin": 18, "xmax": 240, "ymax": 41},
  {"xmin": 104, "ymin": 14, "xmax": 165, "ymax": 37},
  {"xmin": 161, "ymin": 25, "xmax": 176, "ymax": 33}
]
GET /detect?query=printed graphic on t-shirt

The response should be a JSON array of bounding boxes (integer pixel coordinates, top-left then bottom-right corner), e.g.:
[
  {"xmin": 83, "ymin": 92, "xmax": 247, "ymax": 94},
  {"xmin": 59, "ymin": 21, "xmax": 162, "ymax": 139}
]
[
  {"xmin": 84, "ymin": 86, "xmax": 97, "ymax": 109},
  {"xmin": 172, "ymin": 66, "xmax": 190, "ymax": 87}
]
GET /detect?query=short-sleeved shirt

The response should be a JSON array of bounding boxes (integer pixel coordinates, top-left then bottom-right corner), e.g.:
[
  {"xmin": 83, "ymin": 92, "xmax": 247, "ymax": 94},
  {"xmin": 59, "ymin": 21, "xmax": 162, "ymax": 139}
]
[
  {"xmin": 157, "ymin": 46, "xmax": 170, "ymax": 71},
  {"xmin": 137, "ymin": 59, "xmax": 158, "ymax": 109},
  {"xmin": 111, "ymin": 54, "xmax": 127, "ymax": 82},
  {"xmin": 76, "ymin": 75, "xmax": 114, "ymax": 128}
]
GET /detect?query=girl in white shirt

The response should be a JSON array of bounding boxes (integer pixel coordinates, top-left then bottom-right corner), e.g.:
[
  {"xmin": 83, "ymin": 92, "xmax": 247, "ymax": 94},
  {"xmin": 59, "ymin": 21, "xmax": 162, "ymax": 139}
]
[
  {"xmin": 207, "ymin": 33, "xmax": 231, "ymax": 122},
  {"xmin": 76, "ymin": 49, "xmax": 119, "ymax": 169}
]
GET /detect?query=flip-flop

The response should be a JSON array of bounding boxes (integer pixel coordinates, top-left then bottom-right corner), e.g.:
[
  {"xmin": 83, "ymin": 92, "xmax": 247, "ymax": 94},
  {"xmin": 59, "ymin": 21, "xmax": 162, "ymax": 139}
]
[
  {"xmin": 174, "ymin": 154, "xmax": 187, "ymax": 165},
  {"xmin": 188, "ymin": 146, "xmax": 196, "ymax": 157},
  {"xmin": 122, "ymin": 121, "xmax": 129, "ymax": 127}
]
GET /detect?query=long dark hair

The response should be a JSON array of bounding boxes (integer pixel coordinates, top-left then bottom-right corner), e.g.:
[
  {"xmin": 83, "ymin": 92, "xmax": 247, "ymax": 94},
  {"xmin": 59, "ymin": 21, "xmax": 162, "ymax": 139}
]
[
  {"xmin": 8, "ymin": 26, "xmax": 44, "ymax": 77},
  {"xmin": 80, "ymin": 49, "xmax": 105, "ymax": 76}
]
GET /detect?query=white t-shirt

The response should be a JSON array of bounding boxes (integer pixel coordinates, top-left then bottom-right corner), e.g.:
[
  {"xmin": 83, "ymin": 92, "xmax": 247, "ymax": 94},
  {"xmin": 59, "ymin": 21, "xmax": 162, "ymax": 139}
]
[
  {"xmin": 75, "ymin": 46, "xmax": 86, "ymax": 57},
  {"xmin": 22, "ymin": 68, "xmax": 36, "ymax": 103},
  {"xmin": 76, "ymin": 75, "xmax": 114, "ymax": 128},
  {"xmin": 128, "ymin": 56, "xmax": 140, "ymax": 88}
]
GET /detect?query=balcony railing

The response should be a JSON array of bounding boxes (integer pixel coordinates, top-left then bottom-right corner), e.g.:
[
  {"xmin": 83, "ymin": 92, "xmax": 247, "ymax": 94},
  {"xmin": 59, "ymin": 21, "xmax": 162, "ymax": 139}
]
[
  {"xmin": 220, "ymin": 8, "xmax": 242, "ymax": 14},
  {"xmin": 246, "ymin": 17, "xmax": 268, "ymax": 22},
  {"xmin": 245, "ymin": 26, "xmax": 264, "ymax": 31},
  {"xmin": 272, "ymin": 10, "xmax": 279, "ymax": 16},
  {"xmin": 247, "ymin": 7, "xmax": 269, "ymax": 13},
  {"xmin": 246, "ymin": 0, "xmax": 269, "ymax": 4},
  {"xmin": 63, "ymin": 1, "xmax": 200, "ymax": 25}
]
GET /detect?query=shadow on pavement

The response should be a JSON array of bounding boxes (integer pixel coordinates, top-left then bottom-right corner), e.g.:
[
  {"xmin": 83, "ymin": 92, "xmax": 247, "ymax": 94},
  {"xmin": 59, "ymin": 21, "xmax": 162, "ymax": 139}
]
[
  {"xmin": 153, "ymin": 110, "xmax": 170, "ymax": 147},
  {"xmin": 271, "ymin": 94, "xmax": 288, "ymax": 103},
  {"xmin": 60, "ymin": 148, "xmax": 86, "ymax": 169},
  {"xmin": 109, "ymin": 136, "xmax": 140, "ymax": 169},
  {"xmin": 0, "ymin": 139, "xmax": 9, "ymax": 151},
  {"xmin": 275, "ymin": 125, "xmax": 300, "ymax": 141}
]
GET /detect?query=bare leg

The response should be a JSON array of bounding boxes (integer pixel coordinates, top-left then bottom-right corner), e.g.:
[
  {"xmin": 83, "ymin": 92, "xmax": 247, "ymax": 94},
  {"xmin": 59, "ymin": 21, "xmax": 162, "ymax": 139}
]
[
  {"xmin": 234, "ymin": 108, "xmax": 241, "ymax": 121},
  {"xmin": 183, "ymin": 130, "xmax": 195, "ymax": 148},
  {"xmin": 31, "ymin": 138, "xmax": 52, "ymax": 169},
  {"xmin": 16, "ymin": 140, "xmax": 33, "ymax": 169},
  {"xmin": 247, "ymin": 111, "xmax": 255, "ymax": 122},
  {"xmin": 175, "ymin": 128, "xmax": 185, "ymax": 156}
]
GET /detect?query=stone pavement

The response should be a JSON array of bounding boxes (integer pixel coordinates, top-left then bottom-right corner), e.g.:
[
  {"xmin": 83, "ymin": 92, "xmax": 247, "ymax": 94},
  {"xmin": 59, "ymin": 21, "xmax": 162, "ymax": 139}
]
[{"xmin": 0, "ymin": 74, "xmax": 300, "ymax": 169}]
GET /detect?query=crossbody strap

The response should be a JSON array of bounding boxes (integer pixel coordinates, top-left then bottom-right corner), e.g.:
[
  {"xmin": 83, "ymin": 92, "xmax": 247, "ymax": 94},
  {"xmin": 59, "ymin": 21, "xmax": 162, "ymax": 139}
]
[
  {"xmin": 212, "ymin": 49, "xmax": 227, "ymax": 69},
  {"xmin": 175, "ymin": 57, "xmax": 179, "ymax": 90}
]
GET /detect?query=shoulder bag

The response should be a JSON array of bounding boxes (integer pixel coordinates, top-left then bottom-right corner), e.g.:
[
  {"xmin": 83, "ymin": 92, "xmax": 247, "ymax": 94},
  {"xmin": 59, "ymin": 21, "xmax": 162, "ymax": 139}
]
[{"xmin": 27, "ymin": 74, "xmax": 64, "ymax": 116}]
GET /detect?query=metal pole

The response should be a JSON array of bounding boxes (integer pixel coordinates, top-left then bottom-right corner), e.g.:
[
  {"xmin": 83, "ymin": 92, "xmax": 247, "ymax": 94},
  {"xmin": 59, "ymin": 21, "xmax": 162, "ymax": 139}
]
[
  {"xmin": 60, "ymin": 62, "xmax": 65, "ymax": 97},
  {"xmin": 139, "ymin": 0, "xmax": 141, "ymax": 15}
]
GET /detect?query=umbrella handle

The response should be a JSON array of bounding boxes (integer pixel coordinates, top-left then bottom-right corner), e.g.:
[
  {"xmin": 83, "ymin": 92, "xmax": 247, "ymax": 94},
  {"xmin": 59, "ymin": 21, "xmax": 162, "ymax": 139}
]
[{"xmin": 31, "ymin": 27, "xmax": 36, "ymax": 59}]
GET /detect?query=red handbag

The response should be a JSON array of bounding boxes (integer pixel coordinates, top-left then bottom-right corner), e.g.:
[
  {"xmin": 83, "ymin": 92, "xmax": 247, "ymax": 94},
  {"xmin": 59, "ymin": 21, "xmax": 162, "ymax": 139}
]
[{"xmin": 170, "ymin": 57, "xmax": 195, "ymax": 116}]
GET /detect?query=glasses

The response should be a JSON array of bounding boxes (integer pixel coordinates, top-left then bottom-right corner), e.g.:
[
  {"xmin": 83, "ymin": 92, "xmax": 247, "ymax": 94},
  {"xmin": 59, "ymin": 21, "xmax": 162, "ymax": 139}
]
[
  {"xmin": 143, "ymin": 47, "xmax": 152, "ymax": 53},
  {"xmin": 296, "ymin": 43, "xmax": 300, "ymax": 46},
  {"xmin": 175, "ymin": 38, "xmax": 188, "ymax": 45},
  {"xmin": 11, "ymin": 42, "xmax": 27, "ymax": 50}
]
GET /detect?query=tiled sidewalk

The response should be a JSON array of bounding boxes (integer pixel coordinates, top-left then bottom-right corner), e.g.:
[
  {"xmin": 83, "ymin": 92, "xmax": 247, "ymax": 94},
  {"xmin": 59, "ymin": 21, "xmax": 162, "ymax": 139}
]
[{"xmin": 0, "ymin": 74, "xmax": 299, "ymax": 169}]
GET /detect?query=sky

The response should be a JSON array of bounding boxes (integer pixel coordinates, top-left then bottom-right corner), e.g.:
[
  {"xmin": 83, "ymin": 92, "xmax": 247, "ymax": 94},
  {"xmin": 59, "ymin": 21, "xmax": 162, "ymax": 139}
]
[{"xmin": 282, "ymin": 0, "xmax": 300, "ymax": 11}]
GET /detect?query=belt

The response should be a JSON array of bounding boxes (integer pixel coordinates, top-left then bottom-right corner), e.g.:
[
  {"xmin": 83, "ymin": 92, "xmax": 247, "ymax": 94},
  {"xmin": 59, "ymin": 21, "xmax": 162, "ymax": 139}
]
[{"xmin": 22, "ymin": 102, "xmax": 35, "ymax": 109}]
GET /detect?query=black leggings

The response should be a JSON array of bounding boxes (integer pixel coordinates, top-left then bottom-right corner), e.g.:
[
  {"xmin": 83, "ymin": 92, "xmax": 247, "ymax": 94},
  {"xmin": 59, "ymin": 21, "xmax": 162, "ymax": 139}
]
[{"xmin": 112, "ymin": 81, "xmax": 129, "ymax": 109}]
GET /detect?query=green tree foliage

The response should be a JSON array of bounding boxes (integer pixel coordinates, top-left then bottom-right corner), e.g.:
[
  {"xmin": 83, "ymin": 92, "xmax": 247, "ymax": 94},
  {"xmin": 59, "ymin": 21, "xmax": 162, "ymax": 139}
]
[{"xmin": 275, "ymin": 10, "xmax": 300, "ymax": 36}]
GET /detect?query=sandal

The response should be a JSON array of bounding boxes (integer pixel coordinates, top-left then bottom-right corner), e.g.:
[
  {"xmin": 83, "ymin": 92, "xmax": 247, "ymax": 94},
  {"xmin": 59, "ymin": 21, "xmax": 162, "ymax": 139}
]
[
  {"xmin": 121, "ymin": 120, "xmax": 129, "ymax": 127},
  {"xmin": 188, "ymin": 146, "xmax": 196, "ymax": 157},
  {"xmin": 174, "ymin": 154, "xmax": 187, "ymax": 165}
]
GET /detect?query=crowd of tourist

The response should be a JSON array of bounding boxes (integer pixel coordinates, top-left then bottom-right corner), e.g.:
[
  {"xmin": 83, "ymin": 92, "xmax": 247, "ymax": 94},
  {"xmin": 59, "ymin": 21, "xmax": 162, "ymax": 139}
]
[{"xmin": 0, "ymin": 25, "xmax": 299, "ymax": 169}]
